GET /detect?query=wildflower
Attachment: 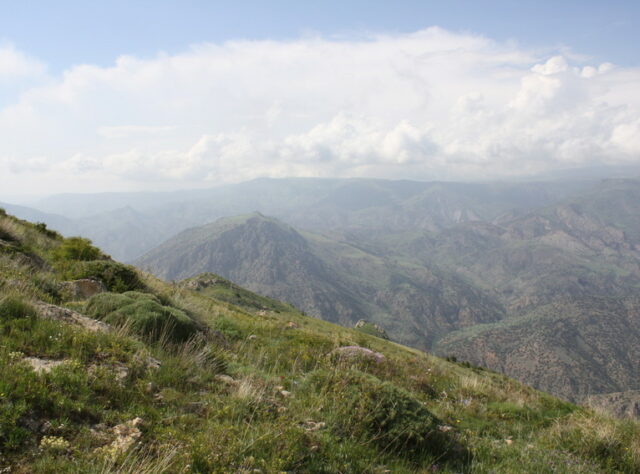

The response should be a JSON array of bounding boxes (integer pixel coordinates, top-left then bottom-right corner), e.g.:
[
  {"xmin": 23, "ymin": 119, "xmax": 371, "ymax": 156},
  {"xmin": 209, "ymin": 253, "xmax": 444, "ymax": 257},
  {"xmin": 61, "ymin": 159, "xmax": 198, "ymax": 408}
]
[{"xmin": 40, "ymin": 436, "xmax": 70, "ymax": 453}]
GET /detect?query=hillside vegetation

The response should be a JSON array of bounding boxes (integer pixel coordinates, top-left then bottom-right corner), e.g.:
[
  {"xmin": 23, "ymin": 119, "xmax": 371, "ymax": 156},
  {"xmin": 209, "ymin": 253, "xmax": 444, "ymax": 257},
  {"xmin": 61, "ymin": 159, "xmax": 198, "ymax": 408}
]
[
  {"xmin": 2, "ymin": 210, "xmax": 640, "ymax": 472},
  {"xmin": 133, "ymin": 179, "xmax": 640, "ymax": 410}
]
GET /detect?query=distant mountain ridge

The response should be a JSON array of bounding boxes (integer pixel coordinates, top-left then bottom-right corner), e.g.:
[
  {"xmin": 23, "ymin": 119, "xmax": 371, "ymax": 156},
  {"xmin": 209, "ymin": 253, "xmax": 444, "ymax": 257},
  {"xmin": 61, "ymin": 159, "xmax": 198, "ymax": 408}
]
[
  {"xmin": 5, "ymin": 177, "xmax": 597, "ymax": 261},
  {"xmin": 136, "ymin": 177, "xmax": 640, "ymax": 408},
  {"xmin": 136, "ymin": 213, "xmax": 505, "ymax": 348},
  {"xmin": 6, "ymin": 176, "xmax": 640, "ymax": 409}
]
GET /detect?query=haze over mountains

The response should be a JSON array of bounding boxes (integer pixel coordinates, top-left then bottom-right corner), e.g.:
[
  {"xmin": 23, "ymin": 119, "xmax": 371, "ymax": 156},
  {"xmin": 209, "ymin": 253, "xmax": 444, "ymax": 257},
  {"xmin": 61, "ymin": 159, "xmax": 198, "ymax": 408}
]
[{"xmin": 4, "ymin": 175, "xmax": 640, "ymax": 409}]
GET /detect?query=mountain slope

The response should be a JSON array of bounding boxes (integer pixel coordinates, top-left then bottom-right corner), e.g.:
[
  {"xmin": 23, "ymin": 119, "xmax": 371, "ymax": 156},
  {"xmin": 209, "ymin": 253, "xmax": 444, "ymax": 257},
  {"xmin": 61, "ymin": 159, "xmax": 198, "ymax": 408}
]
[
  {"xmin": 136, "ymin": 179, "xmax": 640, "ymax": 407},
  {"xmin": 136, "ymin": 213, "xmax": 369, "ymax": 326},
  {"xmin": 136, "ymin": 213, "xmax": 505, "ymax": 348},
  {"xmin": 435, "ymin": 297, "xmax": 640, "ymax": 402},
  {"xmin": 2, "ymin": 208, "xmax": 640, "ymax": 472}
]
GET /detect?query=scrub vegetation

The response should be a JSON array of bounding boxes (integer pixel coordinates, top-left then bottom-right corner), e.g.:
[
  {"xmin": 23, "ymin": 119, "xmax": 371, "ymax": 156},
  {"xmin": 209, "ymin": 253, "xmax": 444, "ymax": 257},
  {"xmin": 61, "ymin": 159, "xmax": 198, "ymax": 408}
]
[{"xmin": 1, "ymin": 210, "xmax": 639, "ymax": 473}]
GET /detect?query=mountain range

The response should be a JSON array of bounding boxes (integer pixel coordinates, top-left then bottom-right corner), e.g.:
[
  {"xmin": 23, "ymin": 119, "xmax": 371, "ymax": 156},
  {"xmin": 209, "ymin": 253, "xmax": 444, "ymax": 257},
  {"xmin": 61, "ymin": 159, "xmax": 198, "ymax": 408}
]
[
  {"xmin": 5, "ymin": 176, "xmax": 640, "ymax": 410},
  {"xmin": 3, "ymin": 207, "xmax": 640, "ymax": 471}
]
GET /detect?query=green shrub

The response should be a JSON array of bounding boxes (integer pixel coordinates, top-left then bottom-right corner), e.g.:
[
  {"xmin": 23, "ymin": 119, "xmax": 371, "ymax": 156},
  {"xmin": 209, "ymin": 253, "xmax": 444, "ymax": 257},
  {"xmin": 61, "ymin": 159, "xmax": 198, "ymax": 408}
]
[
  {"xmin": 58, "ymin": 260, "xmax": 143, "ymax": 292},
  {"xmin": 0, "ymin": 296, "xmax": 36, "ymax": 320},
  {"xmin": 84, "ymin": 292, "xmax": 133, "ymax": 317},
  {"xmin": 33, "ymin": 222, "xmax": 60, "ymax": 239},
  {"xmin": 85, "ymin": 292, "xmax": 199, "ymax": 343},
  {"xmin": 52, "ymin": 237, "xmax": 101, "ymax": 261},
  {"xmin": 305, "ymin": 369, "xmax": 462, "ymax": 463},
  {"xmin": 213, "ymin": 316, "xmax": 245, "ymax": 341}
]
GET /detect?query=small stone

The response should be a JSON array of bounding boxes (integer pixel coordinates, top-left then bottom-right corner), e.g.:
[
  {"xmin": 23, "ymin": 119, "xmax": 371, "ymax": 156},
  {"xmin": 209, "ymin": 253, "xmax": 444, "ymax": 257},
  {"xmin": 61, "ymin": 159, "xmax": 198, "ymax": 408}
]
[
  {"xmin": 300, "ymin": 420, "xmax": 326, "ymax": 432},
  {"xmin": 330, "ymin": 346, "xmax": 385, "ymax": 364},
  {"xmin": 216, "ymin": 374, "xmax": 237, "ymax": 385},
  {"xmin": 279, "ymin": 390, "xmax": 292, "ymax": 398},
  {"xmin": 23, "ymin": 357, "xmax": 65, "ymax": 374},
  {"xmin": 248, "ymin": 334, "xmax": 257, "ymax": 340}
]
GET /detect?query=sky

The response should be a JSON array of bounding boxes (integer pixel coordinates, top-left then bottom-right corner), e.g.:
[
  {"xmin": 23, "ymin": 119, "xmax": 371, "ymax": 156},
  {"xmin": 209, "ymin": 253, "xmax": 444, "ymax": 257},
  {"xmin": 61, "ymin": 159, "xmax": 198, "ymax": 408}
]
[{"xmin": 1, "ymin": 0, "xmax": 640, "ymax": 196}]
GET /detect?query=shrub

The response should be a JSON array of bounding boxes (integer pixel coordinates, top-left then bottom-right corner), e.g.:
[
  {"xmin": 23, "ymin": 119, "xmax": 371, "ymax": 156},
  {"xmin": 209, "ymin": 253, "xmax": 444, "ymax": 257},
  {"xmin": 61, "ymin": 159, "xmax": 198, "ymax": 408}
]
[
  {"xmin": 52, "ymin": 237, "xmax": 101, "ymax": 261},
  {"xmin": 0, "ymin": 296, "xmax": 36, "ymax": 320},
  {"xmin": 58, "ymin": 260, "xmax": 143, "ymax": 293},
  {"xmin": 33, "ymin": 222, "xmax": 60, "ymax": 239},
  {"xmin": 212, "ymin": 316, "xmax": 245, "ymax": 341},
  {"xmin": 85, "ymin": 292, "xmax": 199, "ymax": 343},
  {"xmin": 84, "ymin": 292, "xmax": 133, "ymax": 317},
  {"xmin": 305, "ymin": 369, "xmax": 462, "ymax": 463}
]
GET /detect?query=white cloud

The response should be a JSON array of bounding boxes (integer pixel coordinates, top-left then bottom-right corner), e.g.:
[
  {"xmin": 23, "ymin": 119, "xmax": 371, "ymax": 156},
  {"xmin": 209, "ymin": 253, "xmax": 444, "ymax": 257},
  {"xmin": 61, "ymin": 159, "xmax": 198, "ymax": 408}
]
[
  {"xmin": 1, "ymin": 28, "xmax": 640, "ymax": 194},
  {"xmin": 0, "ymin": 43, "xmax": 45, "ymax": 79},
  {"xmin": 97, "ymin": 125, "xmax": 178, "ymax": 139}
]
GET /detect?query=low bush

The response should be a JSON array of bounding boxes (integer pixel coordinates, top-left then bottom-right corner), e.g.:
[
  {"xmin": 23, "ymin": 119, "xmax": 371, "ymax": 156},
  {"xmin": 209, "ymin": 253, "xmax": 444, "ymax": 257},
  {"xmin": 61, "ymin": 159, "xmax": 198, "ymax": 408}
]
[
  {"xmin": 305, "ymin": 368, "xmax": 464, "ymax": 464},
  {"xmin": 57, "ymin": 260, "xmax": 143, "ymax": 293},
  {"xmin": 85, "ymin": 292, "xmax": 199, "ymax": 343},
  {"xmin": 33, "ymin": 223, "xmax": 60, "ymax": 239},
  {"xmin": 0, "ymin": 296, "xmax": 36, "ymax": 320},
  {"xmin": 52, "ymin": 237, "xmax": 101, "ymax": 262}
]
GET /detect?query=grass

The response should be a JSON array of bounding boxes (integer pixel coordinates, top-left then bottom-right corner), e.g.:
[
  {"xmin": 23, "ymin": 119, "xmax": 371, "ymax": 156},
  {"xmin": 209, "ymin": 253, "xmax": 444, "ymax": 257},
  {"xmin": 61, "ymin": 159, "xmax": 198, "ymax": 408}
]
[{"xmin": 1, "ymin": 211, "xmax": 640, "ymax": 472}]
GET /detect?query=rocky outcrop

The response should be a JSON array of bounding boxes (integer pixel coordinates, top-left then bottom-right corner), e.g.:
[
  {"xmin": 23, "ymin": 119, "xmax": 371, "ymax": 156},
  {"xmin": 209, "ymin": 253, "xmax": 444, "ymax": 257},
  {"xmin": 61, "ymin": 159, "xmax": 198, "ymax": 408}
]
[
  {"xmin": 330, "ymin": 346, "xmax": 385, "ymax": 364},
  {"xmin": 35, "ymin": 302, "xmax": 110, "ymax": 332},
  {"xmin": 59, "ymin": 278, "xmax": 107, "ymax": 300}
]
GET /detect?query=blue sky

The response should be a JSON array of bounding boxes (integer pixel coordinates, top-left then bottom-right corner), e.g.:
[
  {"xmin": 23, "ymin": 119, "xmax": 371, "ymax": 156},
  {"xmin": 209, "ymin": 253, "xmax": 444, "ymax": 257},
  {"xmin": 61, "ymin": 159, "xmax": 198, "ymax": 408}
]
[
  {"xmin": 2, "ymin": 0, "xmax": 639, "ymax": 71},
  {"xmin": 1, "ymin": 1, "xmax": 640, "ymax": 195}
]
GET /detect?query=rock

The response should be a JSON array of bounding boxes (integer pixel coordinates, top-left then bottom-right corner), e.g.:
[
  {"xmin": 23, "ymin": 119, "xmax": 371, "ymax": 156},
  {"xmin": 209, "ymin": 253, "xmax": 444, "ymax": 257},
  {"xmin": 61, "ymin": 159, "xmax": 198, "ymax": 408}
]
[
  {"xmin": 23, "ymin": 357, "xmax": 66, "ymax": 374},
  {"xmin": 59, "ymin": 278, "xmax": 106, "ymax": 300},
  {"xmin": 181, "ymin": 277, "xmax": 219, "ymax": 291},
  {"xmin": 300, "ymin": 420, "xmax": 326, "ymax": 432},
  {"xmin": 92, "ymin": 418, "xmax": 144, "ymax": 460},
  {"xmin": 215, "ymin": 374, "xmax": 238, "ymax": 386},
  {"xmin": 35, "ymin": 302, "xmax": 110, "ymax": 333},
  {"xmin": 354, "ymin": 319, "xmax": 389, "ymax": 340},
  {"xmin": 279, "ymin": 390, "xmax": 292, "ymax": 398},
  {"xmin": 110, "ymin": 418, "xmax": 143, "ymax": 455},
  {"xmin": 330, "ymin": 346, "xmax": 386, "ymax": 364},
  {"xmin": 89, "ymin": 362, "xmax": 129, "ymax": 382},
  {"xmin": 132, "ymin": 353, "xmax": 162, "ymax": 370}
]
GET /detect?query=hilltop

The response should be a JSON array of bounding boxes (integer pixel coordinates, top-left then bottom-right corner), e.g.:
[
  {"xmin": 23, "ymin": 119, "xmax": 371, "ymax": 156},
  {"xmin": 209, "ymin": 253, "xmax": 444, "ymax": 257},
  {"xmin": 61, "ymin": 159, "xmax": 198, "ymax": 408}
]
[{"xmin": 2, "ymin": 209, "xmax": 640, "ymax": 472}]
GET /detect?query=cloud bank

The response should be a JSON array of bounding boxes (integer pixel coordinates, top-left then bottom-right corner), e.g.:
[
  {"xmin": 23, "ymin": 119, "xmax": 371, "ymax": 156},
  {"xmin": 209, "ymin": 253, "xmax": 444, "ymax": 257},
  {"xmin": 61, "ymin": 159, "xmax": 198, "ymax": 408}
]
[{"xmin": 1, "ymin": 28, "xmax": 640, "ymax": 194}]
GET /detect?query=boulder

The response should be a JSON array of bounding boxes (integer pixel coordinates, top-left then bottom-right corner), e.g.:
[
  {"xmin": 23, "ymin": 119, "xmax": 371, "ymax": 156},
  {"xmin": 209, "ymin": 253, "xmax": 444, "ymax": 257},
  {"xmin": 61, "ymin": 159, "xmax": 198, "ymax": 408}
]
[
  {"xmin": 330, "ymin": 345, "xmax": 386, "ymax": 364},
  {"xmin": 60, "ymin": 278, "xmax": 107, "ymax": 300},
  {"xmin": 36, "ymin": 302, "xmax": 110, "ymax": 332}
]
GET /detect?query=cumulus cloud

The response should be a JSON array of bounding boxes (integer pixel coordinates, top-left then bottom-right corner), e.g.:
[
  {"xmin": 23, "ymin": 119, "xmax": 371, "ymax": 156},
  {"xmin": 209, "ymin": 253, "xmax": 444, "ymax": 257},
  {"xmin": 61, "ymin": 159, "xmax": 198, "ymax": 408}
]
[
  {"xmin": 0, "ymin": 43, "xmax": 46, "ymax": 79},
  {"xmin": 1, "ymin": 28, "xmax": 640, "ymax": 194}
]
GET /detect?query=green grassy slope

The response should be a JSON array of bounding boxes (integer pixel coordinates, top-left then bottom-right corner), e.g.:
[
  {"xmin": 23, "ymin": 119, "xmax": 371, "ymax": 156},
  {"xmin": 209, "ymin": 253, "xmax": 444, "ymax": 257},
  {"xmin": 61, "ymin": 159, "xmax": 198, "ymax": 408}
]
[{"xmin": 2, "ymin": 209, "xmax": 640, "ymax": 473}]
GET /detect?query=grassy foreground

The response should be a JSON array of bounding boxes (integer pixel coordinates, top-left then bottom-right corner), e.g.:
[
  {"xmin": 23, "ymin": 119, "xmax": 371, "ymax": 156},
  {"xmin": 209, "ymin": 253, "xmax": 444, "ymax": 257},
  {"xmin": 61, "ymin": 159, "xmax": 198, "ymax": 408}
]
[{"xmin": 1, "ymin": 209, "xmax": 639, "ymax": 473}]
